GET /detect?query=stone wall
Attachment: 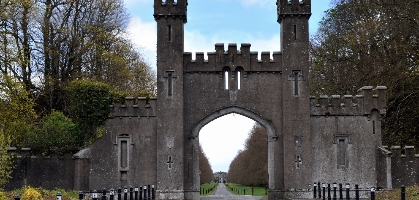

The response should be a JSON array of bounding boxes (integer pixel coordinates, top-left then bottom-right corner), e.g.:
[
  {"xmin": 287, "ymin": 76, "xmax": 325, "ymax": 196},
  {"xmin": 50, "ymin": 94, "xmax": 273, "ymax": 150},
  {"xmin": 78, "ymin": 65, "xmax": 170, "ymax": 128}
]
[
  {"xmin": 310, "ymin": 86, "xmax": 386, "ymax": 189},
  {"xmin": 74, "ymin": 97, "xmax": 158, "ymax": 191},
  {"xmin": 5, "ymin": 148, "xmax": 74, "ymax": 191},
  {"xmin": 377, "ymin": 146, "xmax": 419, "ymax": 189}
]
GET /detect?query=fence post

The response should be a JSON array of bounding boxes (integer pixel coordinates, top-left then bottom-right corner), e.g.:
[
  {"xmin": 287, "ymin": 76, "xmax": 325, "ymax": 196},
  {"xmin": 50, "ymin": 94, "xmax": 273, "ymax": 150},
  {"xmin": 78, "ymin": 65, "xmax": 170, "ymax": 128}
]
[
  {"xmin": 148, "ymin": 185, "xmax": 151, "ymax": 200},
  {"xmin": 102, "ymin": 189, "xmax": 107, "ymax": 200},
  {"xmin": 139, "ymin": 186, "xmax": 143, "ymax": 200},
  {"xmin": 93, "ymin": 190, "xmax": 98, "ymax": 200},
  {"xmin": 339, "ymin": 183, "xmax": 343, "ymax": 200},
  {"xmin": 124, "ymin": 187, "xmax": 128, "ymax": 200},
  {"xmin": 345, "ymin": 184, "xmax": 350, "ymax": 200},
  {"xmin": 57, "ymin": 192, "xmax": 62, "ymax": 200},
  {"xmin": 14, "ymin": 195, "xmax": 20, "ymax": 200},
  {"xmin": 134, "ymin": 187, "xmax": 138, "ymax": 200},
  {"xmin": 318, "ymin": 182, "xmax": 321, "ymax": 199},
  {"xmin": 333, "ymin": 183, "xmax": 337, "ymax": 200},
  {"xmin": 78, "ymin": 191, "xmax": 84, "ymax": 200},
  {"xmin": 314, "ymin": 182, "xmax": 317, "ymax": 198},
  {"xmin": 401, "ymin": 185, "xmax": 406, "ymax": 200},
  {"xmin": 370, "ymin": 187, "xmax": 375, "ymax": 200},
  {"xmin": 152, "ymin": 185, "xmax": 155, "ymax": 200},
  {"xmin": 118, "ymin": 188, "xmax": 122, "ymax": 200},
  {"xmin": 110, "ymin": 189, "xmax": 115, "ymax": 200},
  {"xmin": 322, "ymin": 183, "xmax": 326, "ymax": 200},
  {"xmin": 130, "ymin": 187, "xmax": 133, "ymax": 200},
  {"xmin": 355, "ymin": 184, "xmax": 359, "ymax": 200},
  {"xmin": 327, "ymin": 183, "xmax": 331, "ymax": 200},
  {"xmin": 252, "ymin": 186, "xmax": 254, "ymax": 196},
  {"xmin": 145, "ymin": 186, "xmax": 148, "ymax": 199}
]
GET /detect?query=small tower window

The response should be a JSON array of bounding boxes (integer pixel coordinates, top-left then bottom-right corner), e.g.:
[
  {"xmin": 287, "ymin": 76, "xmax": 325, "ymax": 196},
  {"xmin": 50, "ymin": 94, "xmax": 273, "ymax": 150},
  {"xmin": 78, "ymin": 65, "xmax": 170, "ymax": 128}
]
[
  {"xmin": 224, "ymin": 71, "xmax": 229, "ymax": 90},
  {"xmin": 294, "ymin": 24, "xmax": 297, "ymax": 40},
  {"xmin": 168, "ymin": 25, "xmax": 172, "ymax": 41},
  {"xmin": 237, "ymin": 71, "xmax": 241, "ymax": 90}
]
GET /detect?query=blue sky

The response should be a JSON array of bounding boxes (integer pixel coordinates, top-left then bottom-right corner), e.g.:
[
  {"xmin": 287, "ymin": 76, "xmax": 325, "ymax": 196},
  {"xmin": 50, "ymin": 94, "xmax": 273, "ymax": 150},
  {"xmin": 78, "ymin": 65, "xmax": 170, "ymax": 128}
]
[{"xmin": 123, "ymin": 0, "xmax": 333, "ymax": 173}]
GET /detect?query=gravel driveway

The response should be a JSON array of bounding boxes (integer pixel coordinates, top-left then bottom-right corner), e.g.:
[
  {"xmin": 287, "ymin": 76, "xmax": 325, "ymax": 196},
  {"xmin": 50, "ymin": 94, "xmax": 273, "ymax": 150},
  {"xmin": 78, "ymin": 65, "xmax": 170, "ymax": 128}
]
[{"xmin": 200, "ymin": 183, "xmax": 267, "ymax": 200}]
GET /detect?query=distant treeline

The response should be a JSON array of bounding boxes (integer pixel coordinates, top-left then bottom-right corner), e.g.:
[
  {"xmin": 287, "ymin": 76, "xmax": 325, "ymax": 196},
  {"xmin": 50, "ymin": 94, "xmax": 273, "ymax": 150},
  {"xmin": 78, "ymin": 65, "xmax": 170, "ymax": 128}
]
[{"xmin": 227, "ymin": 124, "xmax": 268, "ymax": 187}]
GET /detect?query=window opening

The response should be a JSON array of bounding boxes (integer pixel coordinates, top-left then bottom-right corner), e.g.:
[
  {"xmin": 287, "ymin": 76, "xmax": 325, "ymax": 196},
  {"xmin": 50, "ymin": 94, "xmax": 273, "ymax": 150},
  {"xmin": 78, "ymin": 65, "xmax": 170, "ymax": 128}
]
[
  {"xmin": 167, "ymin": 156, "xmax": 174, "ymax": 169},
  {"xmin": 337, "ymin": 138, "xmax": 347, "ymax": 167},
  {"xmin": 168, "ymin": 25, "xmax": 172, "ymax": 41},
  {"xmin": 118, "ymin": 136, "xmax": 130, "ymax": 172},
  {"xmin": 373, "ymin": 121, "xmax": 375, "ymax": 134},
  {"xmin": 237, "ymin": 71, "xmax": 241, "ymax": 90},
  {"xmin": 293, "ymin": 70, "xmax": 300, "ymax": 96},
  {"xmin": 294, "ymin": 24, "xmax": 297, "ymax": 40},
  {"xmin": 168, "ymin": 72, "xmax": 173, "ymax": 96},
  {"xmin": 224, "ymin": 71, "xmax": 229, "ymax": 90},
  {"xmin": 121, "ymin": 140, "xmax": 128, "ymax": 168}
]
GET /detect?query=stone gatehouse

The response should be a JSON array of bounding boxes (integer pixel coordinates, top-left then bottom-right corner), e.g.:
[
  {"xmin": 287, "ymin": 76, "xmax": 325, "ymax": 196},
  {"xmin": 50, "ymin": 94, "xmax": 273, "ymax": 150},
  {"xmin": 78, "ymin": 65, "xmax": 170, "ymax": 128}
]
[{"xmin": 9, "ymin": 0, "xmax": 415, "ymax": 199}]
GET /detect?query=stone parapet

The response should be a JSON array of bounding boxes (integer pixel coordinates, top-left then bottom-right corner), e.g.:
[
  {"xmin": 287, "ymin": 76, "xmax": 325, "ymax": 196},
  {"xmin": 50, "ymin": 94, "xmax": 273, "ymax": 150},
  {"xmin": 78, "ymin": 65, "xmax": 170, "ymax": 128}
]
[
  {"xmin": 183, "ymin": 43, "xmax": 282, "ymax": 72},
  {"xmin": 310, "ymin": 86, "xmax": 387, "ymax": 116},
  {"xmin": 110, "ymin": 97, "xmax": 157, "ymax": 117}
]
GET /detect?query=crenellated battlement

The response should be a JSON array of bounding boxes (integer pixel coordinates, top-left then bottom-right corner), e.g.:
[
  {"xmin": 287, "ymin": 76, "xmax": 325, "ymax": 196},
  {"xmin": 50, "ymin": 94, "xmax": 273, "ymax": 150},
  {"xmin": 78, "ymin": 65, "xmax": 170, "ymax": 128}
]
[
  {"xmin": 153, "ymin": 0, "xmax": 187, "ymax": 22},
  {"xmin": 183, "ymin": 43, "xmax": 282, "ymax": 72},
  {"xmin": 110, "ymin": 97, "xmax": 157, "ymax": 118},
  {"xmin": 310, "ymin": 86, "xmax": 387, "ymax": 116},
  {"xmin": 277, "ymin": 0, "xmax": 311, "ymax": 22}
]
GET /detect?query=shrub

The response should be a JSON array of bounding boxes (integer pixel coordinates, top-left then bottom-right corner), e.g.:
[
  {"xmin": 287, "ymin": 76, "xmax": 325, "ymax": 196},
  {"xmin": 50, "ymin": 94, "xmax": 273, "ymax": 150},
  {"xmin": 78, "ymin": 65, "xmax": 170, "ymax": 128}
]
[
  {"xmin": 0, "ymin": 190, "xmax": 8, "ymax": 200},
  {"xmin": 28, "ymin": 111, "xmax": 77, "ymax": 155},
  {"xmin": 21, "ymin": 187, "xmax": 42, "ymax": 200}
]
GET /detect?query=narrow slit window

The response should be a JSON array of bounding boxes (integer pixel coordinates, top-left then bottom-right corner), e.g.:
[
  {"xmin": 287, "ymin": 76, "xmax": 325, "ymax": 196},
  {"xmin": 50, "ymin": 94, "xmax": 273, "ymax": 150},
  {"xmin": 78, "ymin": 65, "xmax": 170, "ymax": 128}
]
[
  {"xmin": 237, "ymin": 71, "xmax": 241, "ymax": 90},
  {"xmin": 118, "ymin": 136, "xmax": 130, "ymax": 171},
  {"xmin": 293, "ymin": 71, "xmax": 300, "ymax": 96},
  {"xmin": 373, "ymin": 121, "xmax": 375, "ymax": 134},
  {"xmin": 337, "ymin": 138, "xmax": 347, "ymax": 167},
  {"xmin": 224, "ymin": 71, "xmax": 229, "ymax": 90},
  {"xmin": 294, "ymin": 24, "xmax": 297, "ymax": 40},
  {"xmin": 120, "ymin": 140, "xmax": 128, "ymax": 168},
  {"xmin": 168, "ymin": 72, "xmax": 173, "ymax": 96},
  {"xmin": 168, "ymin": 25, "xmax": 172, "ymax": 41}
]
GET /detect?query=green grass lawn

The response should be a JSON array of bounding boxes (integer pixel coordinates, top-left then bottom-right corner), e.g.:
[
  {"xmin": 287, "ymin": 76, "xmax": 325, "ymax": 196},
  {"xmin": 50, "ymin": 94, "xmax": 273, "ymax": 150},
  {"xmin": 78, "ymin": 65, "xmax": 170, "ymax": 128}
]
[
  {"xmin": 200, "ymin": 182, "xmax": 218, "ymax": 196},
  {"xmin": 225, "ymin": 183, "xmax": 267, "ymax": 196},
  {"xmin": 376, "ymin": 185, "xmax": 419, "ymax": 200}
]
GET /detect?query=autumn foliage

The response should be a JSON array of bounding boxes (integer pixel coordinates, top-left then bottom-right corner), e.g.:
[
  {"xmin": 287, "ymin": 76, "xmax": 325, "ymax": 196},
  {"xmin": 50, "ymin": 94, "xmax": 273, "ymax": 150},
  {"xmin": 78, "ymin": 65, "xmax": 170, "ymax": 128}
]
[
  {"xmin": 227, "ymin": 124, "xmax": 268, "ymax": 186},
  {"xmin": 199, "ymin": 144, "xmax": 213, "ymax": 184}
]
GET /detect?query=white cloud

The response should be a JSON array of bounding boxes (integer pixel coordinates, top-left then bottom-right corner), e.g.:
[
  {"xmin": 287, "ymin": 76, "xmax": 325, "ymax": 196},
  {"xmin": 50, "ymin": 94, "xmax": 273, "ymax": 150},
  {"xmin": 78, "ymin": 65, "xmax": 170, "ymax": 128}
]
[
  {"xmin": 127, "ymin": 17, "xmax": 157, "ymax": 70},
  {"xmin": 237, "ymin": 0, "xmax": 270, "ymax": 7}
]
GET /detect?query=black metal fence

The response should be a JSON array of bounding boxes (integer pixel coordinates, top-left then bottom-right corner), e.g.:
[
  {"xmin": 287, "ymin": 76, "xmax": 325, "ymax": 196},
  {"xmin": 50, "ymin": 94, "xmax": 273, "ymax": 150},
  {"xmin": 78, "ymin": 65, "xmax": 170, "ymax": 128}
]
[
  {"xmin": 313, "ymin": 182, "xmax": 407, "ymax": 200},
  {"xmin": 13, "ymin": 185, "xmax": 156, "ymax": 200}
]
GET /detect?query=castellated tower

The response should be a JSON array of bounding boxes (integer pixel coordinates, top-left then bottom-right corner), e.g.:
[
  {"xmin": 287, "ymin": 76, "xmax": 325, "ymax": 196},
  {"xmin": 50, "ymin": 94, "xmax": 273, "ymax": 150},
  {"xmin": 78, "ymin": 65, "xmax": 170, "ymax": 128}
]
[
  {"xmin": 154, "ymin": 0, "xmax": 187, "ymax": 199},
  {"xmin": 277, "ymin": 0, "xmax": 312, "ymax": 198}
]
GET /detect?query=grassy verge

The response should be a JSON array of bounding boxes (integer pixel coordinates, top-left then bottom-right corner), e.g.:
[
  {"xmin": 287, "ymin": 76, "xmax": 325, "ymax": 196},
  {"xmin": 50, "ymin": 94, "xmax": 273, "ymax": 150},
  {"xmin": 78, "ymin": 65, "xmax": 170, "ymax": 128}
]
[
  {"xmin": 225, "ymin": 183, "xmax": 267, "ymax": 196},
  {"xmin": 200, "ymin": 182, "xmax": 218, "ymax": 196},
  {"xmin": 376, "ymin": 185, "xmax": 419, "ymax": 200}
]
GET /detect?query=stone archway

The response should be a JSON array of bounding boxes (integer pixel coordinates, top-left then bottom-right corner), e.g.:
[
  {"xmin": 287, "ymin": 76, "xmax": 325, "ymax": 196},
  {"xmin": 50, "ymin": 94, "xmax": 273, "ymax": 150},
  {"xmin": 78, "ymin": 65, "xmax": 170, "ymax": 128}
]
[{"xmin": 190, "ymin": 106, "xmax": 279, "ymax": 193}]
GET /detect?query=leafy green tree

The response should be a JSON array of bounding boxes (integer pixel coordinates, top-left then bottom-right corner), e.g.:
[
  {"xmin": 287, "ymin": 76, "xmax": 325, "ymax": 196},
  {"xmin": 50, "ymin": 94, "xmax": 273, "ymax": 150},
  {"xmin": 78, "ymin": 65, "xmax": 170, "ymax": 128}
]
[
  {"xmin": 0, "ymin": 73, "xmax": 37, "ymax": 186},
  {"xmin": 28, "ymin": 110, "xmax": 77, "ymax": 155},
  {"xmin": 310, "ymin": 0, "xmax": 419, "ymax": 147},
  {"xmin": 0, "ymin": 133, "xmax": 13, "ymax": 187},
  {"xmin": 68, "ymin": 79, "xmax": 117, "ymax": 146}
]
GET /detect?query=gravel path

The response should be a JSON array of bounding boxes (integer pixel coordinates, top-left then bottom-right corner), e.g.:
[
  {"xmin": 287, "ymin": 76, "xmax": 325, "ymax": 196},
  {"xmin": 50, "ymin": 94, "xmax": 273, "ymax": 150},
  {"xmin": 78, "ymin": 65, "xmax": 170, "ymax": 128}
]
[{"xmin": 200, "ymin": 183, "xmax": 267, "ymax": 200}]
